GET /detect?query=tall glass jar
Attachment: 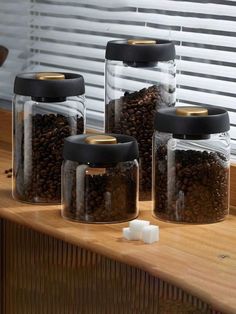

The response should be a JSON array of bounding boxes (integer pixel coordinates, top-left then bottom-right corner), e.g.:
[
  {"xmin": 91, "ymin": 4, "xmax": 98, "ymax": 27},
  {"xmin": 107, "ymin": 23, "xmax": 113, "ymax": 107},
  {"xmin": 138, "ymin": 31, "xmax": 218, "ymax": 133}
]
[
  {"xmin": 105, "ymin": 39, "xmax": 176, "ymax": 200},
  {"xmin": 62, "ymin": 134, "xmax": 139, "ymax": 223},
  {"xmin": 153, "ymin": 107, "xmax": 230, "ymax": 224},
  {"xmin": 13, "ymin": 72, "xmax": 85, "ymax": 204}
]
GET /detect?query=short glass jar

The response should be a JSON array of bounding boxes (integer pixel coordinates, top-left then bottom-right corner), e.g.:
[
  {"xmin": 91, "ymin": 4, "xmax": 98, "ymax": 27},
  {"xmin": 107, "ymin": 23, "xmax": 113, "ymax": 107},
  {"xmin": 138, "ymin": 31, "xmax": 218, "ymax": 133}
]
[
  {"xmin": 105, "ymin": 39, "xmax": 176, "ymax": 200},
  {"xmin": 153, "ymin": 107, "xmax": 230, "ymax": 224},
  {"xmin": 13, "ymin": 72, "xmax": 85, "ymax": 204},
  {"xmin": 62, "ymin": 134, "xmax": 139, "ymax": 223}
]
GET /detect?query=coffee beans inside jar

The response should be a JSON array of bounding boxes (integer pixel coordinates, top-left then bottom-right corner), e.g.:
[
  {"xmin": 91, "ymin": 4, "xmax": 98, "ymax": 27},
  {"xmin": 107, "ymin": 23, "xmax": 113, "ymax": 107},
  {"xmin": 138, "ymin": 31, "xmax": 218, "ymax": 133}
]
[
  {"xmin": 13, "ymin": 72, "xmax": 85, "ymax": 203},
  {"xmin": 153, "ymin": 107, "xmax": 230, "ymax": 224},
  {"xmin": 105, "ymin": 39, "xmax": 176, "ymax": 201},
  {"xmin": 62, "ymin": 134, "xmax": 139, "ymax": 223},
  {"xmin": 63, "ymin": 162, "xmax": 138, "ymax": 223},
  {"xmin": 14, "ymin": 114, "xmax": 84, "ymax": 203},
  {"xmin": 106, "ymin": 84, "xmax": 175, "ymax": 200},
  {"xmin": 154, "ymin": 146, "xmax": 229, "ymax": 223}
]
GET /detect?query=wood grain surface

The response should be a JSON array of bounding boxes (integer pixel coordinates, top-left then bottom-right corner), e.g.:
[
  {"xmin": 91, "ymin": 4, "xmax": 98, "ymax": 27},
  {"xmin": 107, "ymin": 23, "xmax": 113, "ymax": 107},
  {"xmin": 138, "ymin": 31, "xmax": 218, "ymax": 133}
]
[
  {"xmin": 0, "ymin": 109, "xmax": 12, "ymax": 151},
  {"xmin": 0, "ymin": 148, "xmax": 236, "ymax": 314}
]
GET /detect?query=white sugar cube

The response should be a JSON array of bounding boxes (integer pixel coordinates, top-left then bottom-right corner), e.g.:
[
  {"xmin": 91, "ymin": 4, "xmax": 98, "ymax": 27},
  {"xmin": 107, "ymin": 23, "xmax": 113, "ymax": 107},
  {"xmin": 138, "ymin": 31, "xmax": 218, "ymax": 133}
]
[
  {"xmin": 129, "ymin": 219, "xmax": 150, "ymax": 233},
  {"xmin": 142, "ymin": 225, "xmax": 159, "ymax": 244},
  {"xmin": 123, "ymin": 227, "xmax": 141, "ymax": 241}
]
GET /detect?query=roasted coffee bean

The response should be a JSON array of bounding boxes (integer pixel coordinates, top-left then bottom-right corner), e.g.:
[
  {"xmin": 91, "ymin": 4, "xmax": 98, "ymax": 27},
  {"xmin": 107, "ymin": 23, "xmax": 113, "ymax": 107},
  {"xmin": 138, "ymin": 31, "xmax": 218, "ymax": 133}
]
[
  {"xmin": 4, "ymin": 168, "xmax": 12, "ymax": 174},
  {"xmin": 106, "ymin": 85, "xmax": 175, "ymax": 200},
  {"xmin": 63, "ymin": 162, "xmax": 138, "ymax": 223},
  {"xmin": 15, "ymin": 114, "xmax": 84, "ymax": 203},
  {"xmin": 4, "ymin": 168, "xmax": 13, "ymax": 178},
  {"xmin": 154, "ymin": 147, "xmax": 229, "ymax": 223}
]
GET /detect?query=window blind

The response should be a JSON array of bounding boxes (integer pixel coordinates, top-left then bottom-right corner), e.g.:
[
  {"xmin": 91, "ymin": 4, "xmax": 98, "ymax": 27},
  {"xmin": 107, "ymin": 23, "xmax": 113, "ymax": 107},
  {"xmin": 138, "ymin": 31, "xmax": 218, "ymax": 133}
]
[
  {"xmin": 0, "ymin": 0, "xmax": 28, "ymax": 104},
  {"xmin": 3, "ymin": 0, "xmax": 236, "ymax": 153}
]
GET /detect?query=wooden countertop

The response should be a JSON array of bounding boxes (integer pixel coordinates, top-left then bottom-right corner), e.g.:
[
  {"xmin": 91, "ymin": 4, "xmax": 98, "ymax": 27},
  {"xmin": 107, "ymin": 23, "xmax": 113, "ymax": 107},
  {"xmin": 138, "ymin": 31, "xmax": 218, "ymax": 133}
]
[{"xmin": 0, "ymin": 147, "xmax": 236, "ymax": 314}]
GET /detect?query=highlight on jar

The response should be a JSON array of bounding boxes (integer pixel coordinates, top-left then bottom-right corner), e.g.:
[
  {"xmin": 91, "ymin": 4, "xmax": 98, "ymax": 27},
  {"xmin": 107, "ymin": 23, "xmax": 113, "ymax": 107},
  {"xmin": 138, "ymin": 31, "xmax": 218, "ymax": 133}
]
[
  {"xmin": 61, "ymin": 134, "xmax": 139, "ymax": 223},
  {"xmin": 153, "ymin": 106, "xmax": 230, "ymax": 224},
  {"xmin": 105, "ymin": 39, "xmax": 176, "ymax": 201},
  {"xmin": 12, "ymin": 72, "xmax": 85, "ymax": 204}
]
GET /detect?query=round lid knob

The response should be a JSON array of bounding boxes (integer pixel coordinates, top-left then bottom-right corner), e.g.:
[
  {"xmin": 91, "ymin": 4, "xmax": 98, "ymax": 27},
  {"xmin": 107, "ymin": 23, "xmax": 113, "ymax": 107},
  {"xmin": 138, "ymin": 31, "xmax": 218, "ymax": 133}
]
[
  {"xmin": 176, "ymin": 107, "xmax": 208, "ymax": 116},
  {"xmin": 85, "ymin": 135, "xmax": 117, "ymax": 145},
  {"xmin": 127, "ymin": 39, "xmax": 156, "ymax": 45},
  {"xmin": 35, "ymin": 72, "xmax": 65, "ymax": 80}
]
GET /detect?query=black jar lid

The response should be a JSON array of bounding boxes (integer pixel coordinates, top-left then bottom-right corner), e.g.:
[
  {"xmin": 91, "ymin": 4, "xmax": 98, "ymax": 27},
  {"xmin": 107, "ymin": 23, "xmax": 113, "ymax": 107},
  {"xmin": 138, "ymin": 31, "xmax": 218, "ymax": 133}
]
[
  {"xmin": 14, "ymin": 72, "xmax": 85, "ymax": 98},
  {"xmin": 63, "ymin": 134, "xmax": 139, "ymax": 164},
  {"xmin": 105, "ymin": 39, "xmax": 175, "ymax": 65},
  {"xmin": 154, "ymin": 107, "xmax": 230, "ymax": 135}
]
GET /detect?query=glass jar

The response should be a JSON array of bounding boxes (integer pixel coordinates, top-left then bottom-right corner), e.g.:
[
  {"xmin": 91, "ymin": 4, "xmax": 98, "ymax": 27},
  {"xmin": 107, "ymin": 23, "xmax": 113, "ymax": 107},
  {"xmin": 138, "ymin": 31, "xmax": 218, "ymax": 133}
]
[
  {"xmin": 62, "ymin": 134, "xmax": 139, "ymax": 223},
  {"xmin": 153, "ymin": 107, "xmax": 230, "ymax": 224},
  {"xmin": 105, "ymin": 39, "xmax": 176, "ymax": 200},
  {"xmin": 13, "ymin": 72, "xmax": 85, "ymax": 204}
]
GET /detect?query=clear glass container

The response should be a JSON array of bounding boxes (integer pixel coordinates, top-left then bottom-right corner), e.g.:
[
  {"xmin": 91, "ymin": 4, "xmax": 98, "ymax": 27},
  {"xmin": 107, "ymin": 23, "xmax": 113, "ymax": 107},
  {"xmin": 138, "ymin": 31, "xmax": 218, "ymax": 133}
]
[
  {"xmin": 13, "ymin": 72, "xmax": 85, "ymax": 204},
  {"xmin": 105, "ymin": 39, "xmax": 176, "ymax": 200},
  {"xmin": 153, "ymin": 107, "xmax": 230, "ymax": 224},
  {"xmin": 61, "ymin": 134, "xmax": 139, "ymax": 223}
]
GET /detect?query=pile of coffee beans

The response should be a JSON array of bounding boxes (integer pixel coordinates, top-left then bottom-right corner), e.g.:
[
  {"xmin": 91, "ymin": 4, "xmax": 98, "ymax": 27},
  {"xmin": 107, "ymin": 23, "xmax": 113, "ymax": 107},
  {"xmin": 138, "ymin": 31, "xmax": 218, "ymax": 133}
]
[
  {"xmin": 15, "ymin": 114, "xmax": 84, "ymax": 203},
  {"xmin": 154, "ymin": 147, "xmax": 229, "ymax": 223},
  {"xmin": 106, "ymin": 84, "xmax": 174, "ymax": 200},
  {"xmin": 63, "ymin": 162, "xmax": 138, "ymax": 223},
  {"xmin": 4, "ymin": 168, "xmax": 12, "ymax": 178}
]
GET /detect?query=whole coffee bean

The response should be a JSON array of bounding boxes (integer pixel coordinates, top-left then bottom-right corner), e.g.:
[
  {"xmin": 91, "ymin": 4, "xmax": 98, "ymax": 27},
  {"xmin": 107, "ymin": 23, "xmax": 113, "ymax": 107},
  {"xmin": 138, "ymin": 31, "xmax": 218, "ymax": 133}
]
[
  {"xmin": 63, "ymin": 162, "xmax": 138, "ymax": 223},
  {"xmin": 154, "ymin": 146, "xmax": 229, "ymax": 223},
  {"xmin": 106, "ymin": 84, "xmax": 175, "ymax": 200},
  {"xmin": 14, "ymin": 114, "xmax": 84, "ymax": 203}
]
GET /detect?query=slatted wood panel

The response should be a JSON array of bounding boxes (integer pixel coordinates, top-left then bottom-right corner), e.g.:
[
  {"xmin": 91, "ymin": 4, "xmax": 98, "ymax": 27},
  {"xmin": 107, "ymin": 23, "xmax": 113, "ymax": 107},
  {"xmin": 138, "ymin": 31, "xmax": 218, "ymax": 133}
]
[
  {"xmin": 0, "ymin": 219, "xmax": 4, "ymax": 314},
  {"xmin": 0, "ymin": 219, "xmax": 222, "ymax": 314}
]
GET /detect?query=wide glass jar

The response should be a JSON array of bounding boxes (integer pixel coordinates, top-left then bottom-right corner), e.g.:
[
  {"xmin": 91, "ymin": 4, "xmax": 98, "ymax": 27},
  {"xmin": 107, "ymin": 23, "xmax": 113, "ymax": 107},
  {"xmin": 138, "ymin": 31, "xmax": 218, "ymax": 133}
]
[
  {"xmin": 153, "ymin": 107, "xmax": 230, "ymax": 224},
  {"xmin": 13, "ymin": 72, "xmax": 85, "ymax": 204},
  {"xmin": 62, "ymin": 134, "xmax": 139, "ymax": 223},
  {"xmin": 105, "ymin": 39, "xmax": 176, "ymax": 201}
]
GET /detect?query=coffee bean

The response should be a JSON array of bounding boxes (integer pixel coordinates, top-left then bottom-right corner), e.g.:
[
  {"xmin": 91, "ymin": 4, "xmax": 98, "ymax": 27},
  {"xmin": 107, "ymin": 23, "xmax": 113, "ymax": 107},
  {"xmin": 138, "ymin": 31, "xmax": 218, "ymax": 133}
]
[
  {"xmin": 14, "ymin": 114, "xmax": 84, "ymax": 203},
  {"xmin": 106, "ymin": 85, "xmax": 175, "ymax": 200},
  {"xmin": 63, "ymin": 162, "xmax": 138, "ymax": 223},
  {"xmin": 154, "ymin": 145, "xmax": 229, "ymax": 223},
  {"xmin": 4, "ymin": 168, "xmax": 12, "ymax": 174}
]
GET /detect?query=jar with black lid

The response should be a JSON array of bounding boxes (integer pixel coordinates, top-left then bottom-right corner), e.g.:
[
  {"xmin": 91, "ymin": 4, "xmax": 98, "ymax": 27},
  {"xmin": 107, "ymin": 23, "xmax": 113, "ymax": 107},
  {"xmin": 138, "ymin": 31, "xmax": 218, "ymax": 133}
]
[
  {"xmin": 153, "ymin": 107, "xmax": 230, "ymax": 224},
  {"xmin": 62, "ymin": 134, "xmax": 139, "ymax": 223},
  {"xmin": 105, "ymin": 39, "xmax": 176, "ymax": 201},
  {"xmin": 13, "ymin": 72, "xmax": 85, "ymax": 203}
]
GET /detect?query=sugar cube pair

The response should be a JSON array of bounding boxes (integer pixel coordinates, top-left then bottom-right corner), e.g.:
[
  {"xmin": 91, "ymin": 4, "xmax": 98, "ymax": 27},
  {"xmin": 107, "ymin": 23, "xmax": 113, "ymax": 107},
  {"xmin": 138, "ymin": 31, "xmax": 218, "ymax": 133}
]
[{"xmin": 123, "ymin": 219, "xmax": 159, "ymax": 244}]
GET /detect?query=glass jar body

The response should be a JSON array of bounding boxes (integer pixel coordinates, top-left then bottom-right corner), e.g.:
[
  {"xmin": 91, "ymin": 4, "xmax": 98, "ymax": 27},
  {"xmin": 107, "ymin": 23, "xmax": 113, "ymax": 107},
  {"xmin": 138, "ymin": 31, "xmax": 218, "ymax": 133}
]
[
  {"xmin": 13, "ymin": 95, "xmax": 85, "ymax": 203},
  {"xmin": 62, "ymin": 159, "xmax": 139, "ymax": 223},
  {"xmin": 105, "ymin": 59, "xmax": 176, "ymax": 201},
  {"xmin": 153, "ymin": 131, "xmax": 230, "ymax": 223}
]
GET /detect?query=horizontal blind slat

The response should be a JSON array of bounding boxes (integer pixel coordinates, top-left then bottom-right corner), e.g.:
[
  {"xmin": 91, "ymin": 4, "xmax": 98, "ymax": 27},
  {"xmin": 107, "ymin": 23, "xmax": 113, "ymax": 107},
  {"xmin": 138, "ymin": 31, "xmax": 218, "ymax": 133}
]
[
  {"xmin": 30, "ymin": 53, "xmax": 104, "ymax": 72},
  {"xmin": 0, "ymin": 0, "xmax": 28, "ymax": 102},
  {"xmin": 30, "ymin": 16, "xmax": 236, "ymax": 63},
  {"xmin": 31, "ymin": 3, "xmax": 236, "ymax": 33},
  {"xmin": 178, "ymin": 89, "xmax": 236, "ymax": 110},
  {"xmin": 34, "ymin": 0, "xmax": 236, "ymax": 17}
]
